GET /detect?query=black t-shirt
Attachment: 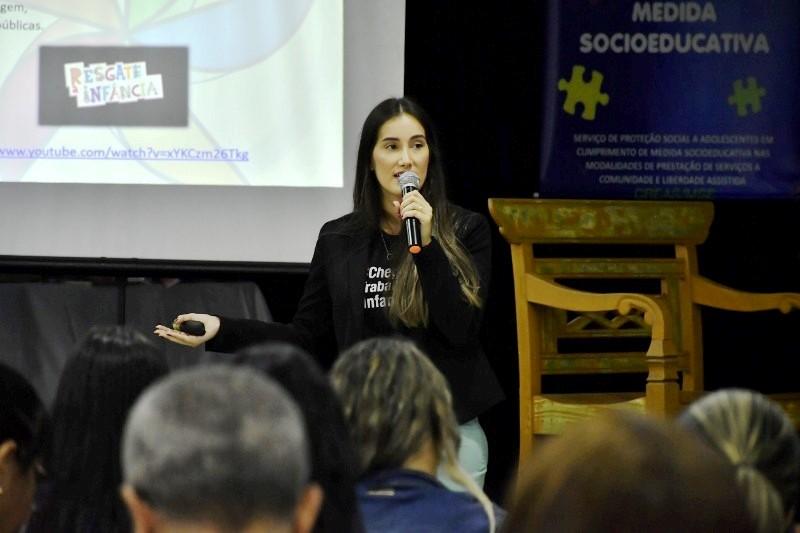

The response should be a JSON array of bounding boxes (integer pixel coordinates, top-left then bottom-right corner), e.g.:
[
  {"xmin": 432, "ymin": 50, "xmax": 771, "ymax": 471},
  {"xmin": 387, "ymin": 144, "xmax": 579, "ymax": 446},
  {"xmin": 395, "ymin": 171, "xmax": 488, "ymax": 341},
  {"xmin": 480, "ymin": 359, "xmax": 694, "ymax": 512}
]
[{"xmin": 362, "ymin": 232, "xmax": 402, "ymax": 337}]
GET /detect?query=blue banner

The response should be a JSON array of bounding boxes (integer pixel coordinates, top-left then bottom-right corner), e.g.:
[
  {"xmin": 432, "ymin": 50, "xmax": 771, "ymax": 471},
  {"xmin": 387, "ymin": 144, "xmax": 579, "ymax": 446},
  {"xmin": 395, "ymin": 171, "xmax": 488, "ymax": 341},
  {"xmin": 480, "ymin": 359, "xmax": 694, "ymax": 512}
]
[{"xmin": 540, "ymin": 1, "xmax": 800, "ymax": 199}]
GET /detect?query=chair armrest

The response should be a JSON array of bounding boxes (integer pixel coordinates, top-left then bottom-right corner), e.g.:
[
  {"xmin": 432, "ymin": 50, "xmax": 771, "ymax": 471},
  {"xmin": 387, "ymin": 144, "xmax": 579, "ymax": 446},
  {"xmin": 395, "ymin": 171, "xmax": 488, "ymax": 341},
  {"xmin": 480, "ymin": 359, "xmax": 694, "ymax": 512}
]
[
  {"xmin": 691, "ymin": 276, "xmax": 800, "ymax": 314},
  {"xmin": 525, "ymin": 274, "xmax": 676, "ymax": 357}
]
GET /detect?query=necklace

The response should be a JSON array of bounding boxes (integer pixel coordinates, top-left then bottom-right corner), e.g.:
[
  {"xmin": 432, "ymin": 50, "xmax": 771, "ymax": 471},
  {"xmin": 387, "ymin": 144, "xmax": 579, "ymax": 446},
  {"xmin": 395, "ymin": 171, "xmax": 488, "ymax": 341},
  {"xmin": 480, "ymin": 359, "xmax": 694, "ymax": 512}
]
[{"xmin": 379, "ymin": 232, "xmax": 393, "ymax": 261}]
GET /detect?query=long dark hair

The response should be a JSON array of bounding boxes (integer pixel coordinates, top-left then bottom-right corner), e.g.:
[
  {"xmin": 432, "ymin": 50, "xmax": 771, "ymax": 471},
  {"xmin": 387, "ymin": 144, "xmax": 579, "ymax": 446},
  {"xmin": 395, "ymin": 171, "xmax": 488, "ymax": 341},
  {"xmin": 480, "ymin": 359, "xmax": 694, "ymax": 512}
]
[
  {"xmin": 0, "ymin": 361, "xmax": 50, "ymax": 471},
  {"xmin": 231, "ymin": 342, "xmax": 364, "ymax": 533},
  {"xmin": 352, "ymin": 97, "xmax": 450, "ymax": 231},
  {"xmin": 27, "ymin": 325, "xmax": 168, "ymax": 533},
  {"xmin": 352, "ymin": 97, "xmax": 482, "ymax": 327}
]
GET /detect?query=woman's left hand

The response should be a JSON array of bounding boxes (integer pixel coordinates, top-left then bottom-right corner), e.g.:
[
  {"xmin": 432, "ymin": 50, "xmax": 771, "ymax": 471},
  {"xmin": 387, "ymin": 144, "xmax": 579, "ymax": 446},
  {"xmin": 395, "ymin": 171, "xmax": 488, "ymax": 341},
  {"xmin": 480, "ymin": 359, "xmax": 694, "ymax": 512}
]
[{"xmin": 394, "ymin": 190, "xmax": 433, "ymax": 246}]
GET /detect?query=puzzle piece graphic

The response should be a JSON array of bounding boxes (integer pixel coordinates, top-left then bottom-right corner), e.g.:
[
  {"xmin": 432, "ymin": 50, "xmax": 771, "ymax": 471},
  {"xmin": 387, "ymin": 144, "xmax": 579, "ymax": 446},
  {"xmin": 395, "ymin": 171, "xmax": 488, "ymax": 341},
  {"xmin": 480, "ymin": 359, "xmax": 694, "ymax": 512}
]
[
  {"xmin": 558, "ymin": 65, "xmax": 610, "ymax": 121},
  {"xmin": 727, "ymin": 77, "xmax": 766, "ymax": 117}
]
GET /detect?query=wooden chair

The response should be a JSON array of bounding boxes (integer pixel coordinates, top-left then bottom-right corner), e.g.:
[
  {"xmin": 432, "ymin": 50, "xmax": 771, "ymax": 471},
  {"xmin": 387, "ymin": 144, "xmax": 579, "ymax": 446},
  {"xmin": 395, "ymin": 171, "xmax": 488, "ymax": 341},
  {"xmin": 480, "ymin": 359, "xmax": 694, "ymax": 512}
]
[{"xmin": 488, "ymin": 198, "xmax": 800, "ymax": 466}]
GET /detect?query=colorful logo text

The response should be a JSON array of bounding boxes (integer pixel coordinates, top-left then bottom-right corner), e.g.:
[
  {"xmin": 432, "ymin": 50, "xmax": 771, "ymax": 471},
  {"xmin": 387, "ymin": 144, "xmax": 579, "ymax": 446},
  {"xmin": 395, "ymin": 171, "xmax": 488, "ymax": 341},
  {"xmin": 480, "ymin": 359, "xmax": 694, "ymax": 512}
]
[{"xmin": 64, "ymin": 61, "xmax": 164, "ymax": 108}]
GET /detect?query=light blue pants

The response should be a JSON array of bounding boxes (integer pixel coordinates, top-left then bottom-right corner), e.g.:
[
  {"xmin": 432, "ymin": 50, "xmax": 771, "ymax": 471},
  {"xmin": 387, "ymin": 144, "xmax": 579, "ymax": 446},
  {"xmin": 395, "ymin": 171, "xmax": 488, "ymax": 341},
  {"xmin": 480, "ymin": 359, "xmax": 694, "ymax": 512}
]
[{"xmin": 437, "ymin": 417, "xmax": 488, "ymax": 490}]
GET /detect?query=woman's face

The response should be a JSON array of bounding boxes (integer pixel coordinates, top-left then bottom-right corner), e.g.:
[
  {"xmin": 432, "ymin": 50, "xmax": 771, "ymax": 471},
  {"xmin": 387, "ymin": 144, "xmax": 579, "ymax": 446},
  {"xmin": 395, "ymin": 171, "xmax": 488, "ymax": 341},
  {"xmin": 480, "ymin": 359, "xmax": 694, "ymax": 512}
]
[
  {"xmin": 0, "ymin": 441, "xmax": 38, "ymax": 533},
  {"xmin": 371, "ymin": 113, "xmax": 430, "ymax": 208}
]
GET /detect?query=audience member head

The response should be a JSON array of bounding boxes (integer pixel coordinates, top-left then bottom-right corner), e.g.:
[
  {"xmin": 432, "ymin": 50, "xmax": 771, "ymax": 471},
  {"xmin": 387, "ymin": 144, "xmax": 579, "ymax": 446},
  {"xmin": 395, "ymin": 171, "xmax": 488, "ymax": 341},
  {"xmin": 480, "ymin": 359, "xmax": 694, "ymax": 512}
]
[
  {"xmin": 679, "ymin": 388, "xmax": 800, "ymax": 533},
  {"xmin": 0, "ymin": 362, "xmax": 50, "ymax": 533},
  {"xmin": 503, "ymin": 411, "xmax": 753, "ymax": 533},
  {"xmin": 232, "ymin": 342, "xmax": 363, "ymax": 533},
  {"xmin": 121, "ymin": 364, "xmax": 322, "ymax": 533},
  {"xmin": 26, "ymin": 325, "xmax": 167, "ymax": 533},
  {"xmin": 331, "ymin": 336, "xmax": 494, "ymax": 529}
]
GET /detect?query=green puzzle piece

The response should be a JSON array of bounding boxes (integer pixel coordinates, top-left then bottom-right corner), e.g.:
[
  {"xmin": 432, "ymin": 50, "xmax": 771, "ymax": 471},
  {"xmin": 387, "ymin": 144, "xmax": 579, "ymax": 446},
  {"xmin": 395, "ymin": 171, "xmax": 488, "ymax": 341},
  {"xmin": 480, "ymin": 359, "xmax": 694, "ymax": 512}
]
[
  {"xmin": 558, "ymin": 65, "xmax": 610, "ymax": 121},
  {"xmin": 728, "ymin": 77, "xmax": 766, "ymax": 117}
]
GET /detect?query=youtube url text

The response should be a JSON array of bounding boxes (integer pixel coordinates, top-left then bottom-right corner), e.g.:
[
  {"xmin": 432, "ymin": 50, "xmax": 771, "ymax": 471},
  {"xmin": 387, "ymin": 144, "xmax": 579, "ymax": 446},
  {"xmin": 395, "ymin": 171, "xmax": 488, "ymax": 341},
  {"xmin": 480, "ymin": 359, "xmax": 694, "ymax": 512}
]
[{"xmin": 0, "ymin": 146, "xmax": 250, "ymax": 162}]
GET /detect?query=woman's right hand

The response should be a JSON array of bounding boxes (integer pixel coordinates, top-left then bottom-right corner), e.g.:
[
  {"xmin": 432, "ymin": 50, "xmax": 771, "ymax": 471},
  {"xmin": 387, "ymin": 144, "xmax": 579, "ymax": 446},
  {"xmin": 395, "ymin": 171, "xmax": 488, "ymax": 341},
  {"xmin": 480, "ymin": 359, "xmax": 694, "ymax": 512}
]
[{"xmin": 154, "ymin": 313, "xmax": 220, "ymax": 348}]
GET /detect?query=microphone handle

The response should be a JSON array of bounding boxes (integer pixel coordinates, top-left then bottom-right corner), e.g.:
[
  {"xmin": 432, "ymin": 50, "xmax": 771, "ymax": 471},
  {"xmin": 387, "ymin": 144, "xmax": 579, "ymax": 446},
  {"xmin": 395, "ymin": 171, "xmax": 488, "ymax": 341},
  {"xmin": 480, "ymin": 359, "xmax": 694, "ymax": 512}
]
[
  {"xmin": 405, "ymin": 216, "xmax": 422, "ymax": 254},
  {"xmin": 401, "ymin": 183, "xmax": 422, "ymax": 254}
]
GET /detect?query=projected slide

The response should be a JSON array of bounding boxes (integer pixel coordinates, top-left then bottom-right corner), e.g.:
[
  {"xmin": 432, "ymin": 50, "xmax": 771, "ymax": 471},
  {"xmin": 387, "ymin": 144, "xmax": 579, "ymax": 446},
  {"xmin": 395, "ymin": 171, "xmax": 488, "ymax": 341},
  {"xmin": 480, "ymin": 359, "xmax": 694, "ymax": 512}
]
[{"xmin": 0, "ymin": 0, "xmax": 343, "ymax": 186}]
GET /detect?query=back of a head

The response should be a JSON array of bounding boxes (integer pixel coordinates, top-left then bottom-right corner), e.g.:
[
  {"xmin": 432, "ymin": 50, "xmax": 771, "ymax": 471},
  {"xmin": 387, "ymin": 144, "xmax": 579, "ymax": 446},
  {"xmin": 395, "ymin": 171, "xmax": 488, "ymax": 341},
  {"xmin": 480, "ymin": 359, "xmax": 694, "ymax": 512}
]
[
  {"xmin": 679, "ymin": 388, "xmax": 800, "ymax": 533},
  {"xmin": 50, "ymin": 325, "xmax": 168, "ymax": 460},
  {"xmin": 332, "ymin": 337, "xmax": 497, "ymax": 532},
  {"xmin": 330, "ymin": 336, "xmax": 459, "ymax": 476},
  {"xmin": 122, "ymin": 364, "xmax": 310, "ymax": 530},
  {"xmin": 503, "ymin": 411, "xmax": 753, "ymax": 533},
  {"xmin": 0, "ymin": 361, "xmax": 50, "ymax": 470},
  {"xmin": 0, "ymin": 362, "xmax": 50, "ymax": 532},
  {"xmin": 232, "ymin": 342, "xmax": 363, "ymax": 533},
  {"xmin": 27, "ymin": 324, "xmax": 168, "ymax": 532},
  {"xmin": 51, "ymin": 325, "xmax": 168, "ymax": 444}
]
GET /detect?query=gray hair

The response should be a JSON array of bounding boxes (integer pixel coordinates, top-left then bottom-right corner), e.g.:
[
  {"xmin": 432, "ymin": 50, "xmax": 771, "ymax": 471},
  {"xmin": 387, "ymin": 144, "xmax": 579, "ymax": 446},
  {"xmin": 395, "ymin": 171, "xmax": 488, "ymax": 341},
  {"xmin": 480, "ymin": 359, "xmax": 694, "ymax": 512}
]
[{"xmin": 122, "ymin": 364, "xmax": 309, "ymax": 529}]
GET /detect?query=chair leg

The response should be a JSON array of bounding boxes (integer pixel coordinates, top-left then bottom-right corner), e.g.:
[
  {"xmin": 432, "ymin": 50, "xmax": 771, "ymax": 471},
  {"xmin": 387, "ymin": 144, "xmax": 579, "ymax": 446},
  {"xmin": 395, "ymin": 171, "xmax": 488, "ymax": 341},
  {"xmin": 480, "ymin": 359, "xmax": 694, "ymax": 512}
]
[{"xmin": 646, "ymin": 353, "xmax": 681, "ymax": 418}]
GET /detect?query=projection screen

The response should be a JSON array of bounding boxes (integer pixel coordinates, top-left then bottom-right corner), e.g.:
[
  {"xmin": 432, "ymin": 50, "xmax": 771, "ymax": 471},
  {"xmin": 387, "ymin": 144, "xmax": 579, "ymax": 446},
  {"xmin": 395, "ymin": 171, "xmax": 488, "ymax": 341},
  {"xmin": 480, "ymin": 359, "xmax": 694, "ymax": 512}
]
[{"xmin": 0, "ymin": 0, "xmax": 406, "ymax": 263}]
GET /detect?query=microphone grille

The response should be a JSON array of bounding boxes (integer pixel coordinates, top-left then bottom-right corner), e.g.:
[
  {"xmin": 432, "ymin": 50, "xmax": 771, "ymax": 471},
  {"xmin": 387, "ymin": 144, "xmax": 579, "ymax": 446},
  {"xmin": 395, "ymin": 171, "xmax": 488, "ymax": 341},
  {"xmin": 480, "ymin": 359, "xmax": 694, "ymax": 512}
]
[{"xmin": 398, "ymin": 171, "xmax": 420, "ymax": 189}]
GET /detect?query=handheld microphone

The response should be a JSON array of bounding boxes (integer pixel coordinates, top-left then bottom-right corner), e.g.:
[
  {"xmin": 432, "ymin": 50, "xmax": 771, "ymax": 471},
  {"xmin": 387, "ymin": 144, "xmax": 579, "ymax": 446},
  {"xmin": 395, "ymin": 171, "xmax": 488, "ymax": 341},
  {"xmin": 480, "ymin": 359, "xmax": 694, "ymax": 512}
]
[{"xmin": 398, "ymin": 171, "xmax": 422, "ymax": 254}]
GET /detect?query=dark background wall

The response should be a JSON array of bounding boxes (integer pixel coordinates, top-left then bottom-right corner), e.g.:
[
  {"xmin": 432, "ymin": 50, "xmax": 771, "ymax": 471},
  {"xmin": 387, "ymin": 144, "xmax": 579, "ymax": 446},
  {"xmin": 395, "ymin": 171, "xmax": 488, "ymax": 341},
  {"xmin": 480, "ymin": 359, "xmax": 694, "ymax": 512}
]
[
  {"xmin": 402, "ymin": 2, "xmax": 800, "ymax": 500},
  {"xmin": 402, "ymin": 2, "xmax": 544, "ymax": 498}
]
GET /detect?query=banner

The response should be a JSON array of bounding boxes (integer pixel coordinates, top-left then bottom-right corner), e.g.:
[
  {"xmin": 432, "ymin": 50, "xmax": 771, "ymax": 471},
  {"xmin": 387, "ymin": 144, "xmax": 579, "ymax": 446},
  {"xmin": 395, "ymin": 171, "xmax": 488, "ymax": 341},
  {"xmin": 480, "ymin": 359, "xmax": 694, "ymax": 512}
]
[{"xmin": 540, "ymin": 1, "xmax": 800, "ymax": 199}]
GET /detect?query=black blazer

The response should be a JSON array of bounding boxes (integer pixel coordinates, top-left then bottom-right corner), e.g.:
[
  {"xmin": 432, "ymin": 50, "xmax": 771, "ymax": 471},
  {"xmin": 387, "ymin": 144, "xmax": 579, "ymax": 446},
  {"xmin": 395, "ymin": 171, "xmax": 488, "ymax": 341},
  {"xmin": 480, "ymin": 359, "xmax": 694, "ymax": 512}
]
[{"xmin": 208, "ymin": 206, "xmax": 504, "ymax": 422}]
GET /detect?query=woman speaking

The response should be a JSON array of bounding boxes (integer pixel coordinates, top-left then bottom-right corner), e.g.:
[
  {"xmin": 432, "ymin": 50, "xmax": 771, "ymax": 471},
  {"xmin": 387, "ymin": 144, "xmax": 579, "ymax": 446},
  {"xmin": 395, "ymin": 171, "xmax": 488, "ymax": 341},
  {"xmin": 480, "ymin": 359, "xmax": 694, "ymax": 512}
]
[{"xmin": 155, "ymin": 97, "xmax": 504, "ymax": 486}]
